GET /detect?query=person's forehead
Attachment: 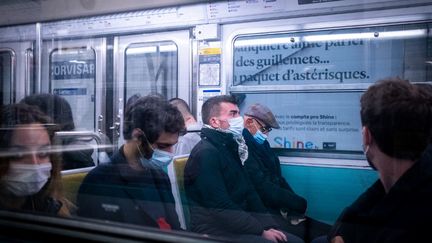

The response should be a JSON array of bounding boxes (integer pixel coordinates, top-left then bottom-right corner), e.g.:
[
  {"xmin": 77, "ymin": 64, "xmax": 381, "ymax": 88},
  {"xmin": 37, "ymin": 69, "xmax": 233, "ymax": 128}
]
[
  {"xmin": 10, "ymin": 124, "xmax": 50, "ymax": 146},
  {"xmin": 219, "ymin": 102, "xmax": 239, "ymax": 113},
  {"xmin": 155, "ymin": 131, "xmax": 179, "ymax": 145}
]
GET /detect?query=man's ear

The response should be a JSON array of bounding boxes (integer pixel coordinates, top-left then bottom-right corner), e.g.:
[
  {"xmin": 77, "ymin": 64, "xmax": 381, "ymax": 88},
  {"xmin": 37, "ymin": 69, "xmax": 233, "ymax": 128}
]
[
  {"xmin": 209, "ymin": 117, "xmax": 219, "ymax": 128},
  {"xmin": 131, "ymin": 128, "xmax": 143, "ymax": 144},
  {"xmin": 244, "ymin": 117, "xmax": 254, "ymax": 129},
  {"xmin": 362, "ymin": 126, "xmax": 372, "ymax": 146}
]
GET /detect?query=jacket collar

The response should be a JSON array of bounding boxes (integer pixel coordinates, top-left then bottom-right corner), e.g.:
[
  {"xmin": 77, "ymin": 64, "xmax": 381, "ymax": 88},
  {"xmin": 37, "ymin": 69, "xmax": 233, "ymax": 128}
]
[{"xmin": 201, "ymin": 127, "xmax": 238, "ymax": 148}]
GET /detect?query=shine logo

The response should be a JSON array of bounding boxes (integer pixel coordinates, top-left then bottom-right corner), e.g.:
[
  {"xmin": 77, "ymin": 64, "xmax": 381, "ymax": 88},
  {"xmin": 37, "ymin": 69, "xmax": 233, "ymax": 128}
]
[{"xmin": 273, "ymin": 136, "xmax": 318, "ymax": 149}]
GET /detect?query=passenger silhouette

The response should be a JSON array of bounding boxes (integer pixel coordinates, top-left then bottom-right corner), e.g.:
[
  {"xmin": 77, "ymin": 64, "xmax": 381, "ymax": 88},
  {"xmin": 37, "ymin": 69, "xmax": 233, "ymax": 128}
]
[
  {"xmin": 20, "ymin": 94, "xmax": 94, "ymax": 170},
  {"xmin": 313, "ymin": 78, "xmax": 432, "ymax": 243}
]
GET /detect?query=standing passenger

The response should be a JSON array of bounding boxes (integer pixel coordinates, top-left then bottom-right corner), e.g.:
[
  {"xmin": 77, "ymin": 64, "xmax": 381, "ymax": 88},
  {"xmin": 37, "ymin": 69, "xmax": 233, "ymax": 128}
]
[
  {"xmin": 0, "ymin": 104, "xmax": 71, "ymax": 216},
  {"xmin": 77, "ymin": 95, "xmax": 184, "ymax": 230},
  {"xmin": 316, "ymin": 78, "xmax": 432, "ymax": 243},
  {"xmin": 243, "ymin": 103, "xmax": 331, "ymax": 242},
  {"xmin": 169, "ymin": 98, "xmax": 201, "ymax": 156},
  {"xmin": 184, "ymin": 95, "xmax": 303, "ymax": 243}
]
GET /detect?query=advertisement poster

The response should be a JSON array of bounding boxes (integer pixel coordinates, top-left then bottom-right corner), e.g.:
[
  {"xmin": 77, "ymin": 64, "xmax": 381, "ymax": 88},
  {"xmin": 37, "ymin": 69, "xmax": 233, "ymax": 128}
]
[{"xmin": 239, "ymin": 92, "xmax": 363, "ymax": 152}]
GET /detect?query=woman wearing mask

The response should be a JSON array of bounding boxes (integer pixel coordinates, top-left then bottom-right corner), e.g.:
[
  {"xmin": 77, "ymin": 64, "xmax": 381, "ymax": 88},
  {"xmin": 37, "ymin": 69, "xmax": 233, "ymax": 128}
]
[{"xmin": 0, "ymin": 103, "xmax": 71, "ymax": 216}]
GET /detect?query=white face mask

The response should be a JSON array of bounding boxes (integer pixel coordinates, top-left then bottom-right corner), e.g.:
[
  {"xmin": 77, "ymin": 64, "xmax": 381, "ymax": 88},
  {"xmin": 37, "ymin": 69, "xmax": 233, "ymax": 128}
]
[
  {"xmin": 227, "ymin": 116, "xmax": 244, "ymax": 137},
  {"xmin": 2, "ymin": 163, "xmax": 52, "ymax": 197}
]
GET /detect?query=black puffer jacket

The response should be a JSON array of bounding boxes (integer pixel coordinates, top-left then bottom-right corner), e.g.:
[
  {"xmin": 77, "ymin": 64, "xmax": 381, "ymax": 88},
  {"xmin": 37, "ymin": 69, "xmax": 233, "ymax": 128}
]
[{"xmin": 184, "ymin": 128, "xmax": 277, "ymax": 236}]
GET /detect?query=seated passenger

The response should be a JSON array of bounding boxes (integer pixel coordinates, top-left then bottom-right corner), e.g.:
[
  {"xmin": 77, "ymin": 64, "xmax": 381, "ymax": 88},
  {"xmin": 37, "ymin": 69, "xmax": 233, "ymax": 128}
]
[
  {"xmin": 0, "ymin": 104, "xmax": 71, "ymax": 216},
  {"xmin": 243, "ymin": 103, "xmax": 331, "ymax": 242},
  {"xmin": 77, "ymin": 95, "xmax": 184, "ymax": 230},
  {"xmin": 315, "ymin": 78, "xmax": 432, "ymax": 243},
  {"xmin": 184, "ymin": 95, "xmax": 303, "ymax": 243},
  {"xmin": 169, "ymin": 98, "xmax": 201, "ymax": 156},
  {"xmin": 20, "ymin": 94, "xmax": 95, "ymax": 170}
]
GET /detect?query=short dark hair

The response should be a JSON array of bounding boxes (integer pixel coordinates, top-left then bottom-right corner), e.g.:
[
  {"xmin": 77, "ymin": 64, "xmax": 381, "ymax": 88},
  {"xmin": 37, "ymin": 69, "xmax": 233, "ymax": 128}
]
[
  {"xmin": 360, "ymin": 78, "xmax": 432, "ymax": 160},
  {"xmin": 123, "ymin": 95, "xmax": 185, "ymax": 142},
  {"xmin": 20, "ymin": 93, "xmax": 75, "ymax": 131},
  {"xmin": 201, "ymin": 95, "xmax": 237, "ymax": 125},
  {"xmin": 169, "ymin": 98, "xmax": 193, "ymax": 118}
]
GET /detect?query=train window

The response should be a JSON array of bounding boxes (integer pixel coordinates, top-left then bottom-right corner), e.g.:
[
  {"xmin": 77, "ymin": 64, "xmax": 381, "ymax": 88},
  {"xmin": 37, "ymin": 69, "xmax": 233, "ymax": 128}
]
[
  {"xmin": 233, "ymin": 23, "xmax": 431, "ymax": 86},
  {"xmin": 0, "ymin": 50, "xmax": 13, "ymax": 105},
  {"xmin": 232, "ymin": 22, "xmax": 432, "ymax": 157},
  {"xmin": 49, "ymin": 48, "xmax": 96, "ymax": 131},
  {"xmin": 125, "ymin": 42, "xmax": 178, "ymax": 100}
]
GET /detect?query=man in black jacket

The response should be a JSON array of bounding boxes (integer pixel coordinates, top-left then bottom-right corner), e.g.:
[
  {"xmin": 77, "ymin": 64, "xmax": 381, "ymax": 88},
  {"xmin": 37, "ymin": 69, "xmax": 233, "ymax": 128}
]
[
  {"xmin": 77, "ymin": 95, "xmax": 184, "ymax": 230},
  {"xmin": 321, "ymin": 78, "xmax": 432, "ymax": 243},
  {"xmin": 243, "ymin": 103, "xmax": 331, "ymax": 242},
  {"xmin": 184, "ymin": 95, "xmax": 303, "ymax": 243}
]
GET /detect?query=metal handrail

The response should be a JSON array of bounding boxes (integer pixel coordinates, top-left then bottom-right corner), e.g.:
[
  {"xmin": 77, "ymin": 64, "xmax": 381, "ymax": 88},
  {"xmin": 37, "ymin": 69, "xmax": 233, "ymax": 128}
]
[{"xmin": 55, "ymin": 131, "xmax": 103, "ymax": 145}]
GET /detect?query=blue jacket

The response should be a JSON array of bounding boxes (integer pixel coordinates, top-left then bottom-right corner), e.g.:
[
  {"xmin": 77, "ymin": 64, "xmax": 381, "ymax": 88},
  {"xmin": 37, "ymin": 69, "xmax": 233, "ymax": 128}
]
[
  {"xmin": 184, "ymin": 128, "xmax": 277, "ymax": 236},
  {"xmin": 77, "ymin": 146, "xmax": 180, "ymax": 230}
]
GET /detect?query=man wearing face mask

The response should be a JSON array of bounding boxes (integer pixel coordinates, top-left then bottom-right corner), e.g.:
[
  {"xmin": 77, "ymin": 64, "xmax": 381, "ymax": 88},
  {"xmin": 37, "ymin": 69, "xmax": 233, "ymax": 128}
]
[
  {"xmin": 77, "ymin": 95, "xmax": 184, "ymax": 230},
  {"xmin": 243, "ymin": 104, "xmax": 331, "ymax": 242},
  {"xmin": 314, "ymin": 78, "xmax": 432, "ymax": 243},
  {"xmin": 184, "ymin": 95, "xmax": 303, "ymax": 243}
]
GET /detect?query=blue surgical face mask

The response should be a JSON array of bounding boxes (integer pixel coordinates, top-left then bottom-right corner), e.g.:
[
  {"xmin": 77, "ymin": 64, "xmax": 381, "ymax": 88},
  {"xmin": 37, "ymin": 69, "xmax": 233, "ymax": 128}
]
[
  {"xmin": 253, "ymin": 130, "xmax": 268, "ymax": 144},
  {"xmin": 227, "ymin": 116, "xmax": 244, "ymax": 137},
  {"xmin": 149, "ymin": 148, "xmax": 174, "ymax": 168},
  {"xmin": 139, "ymin": 145, "xmax": 174, "ymax": 169},
  {"xmin": 136, "ymin": 132, "xmax": 174, "ymax": 169}
]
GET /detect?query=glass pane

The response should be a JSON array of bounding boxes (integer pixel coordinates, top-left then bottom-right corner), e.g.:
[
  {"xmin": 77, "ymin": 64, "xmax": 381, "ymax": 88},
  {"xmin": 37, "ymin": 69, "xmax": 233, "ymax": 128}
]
[
  {"xmin": 50, "ymin": 48, "xmax": 96, "ymax": 131},
  {"xmin": 239, "ymin": 92, "xmax": 363, "ymax": 153},
  {"xmin": 0, "ymin": 51, "xmax": 13, "ymax": 105},
  {"xmin": 233, "ymin": 23, "xmax": 431, "ymax": 86},
  {"xmin": 125, "ymin": 41, "xmax": 178, "ymax": 101}
]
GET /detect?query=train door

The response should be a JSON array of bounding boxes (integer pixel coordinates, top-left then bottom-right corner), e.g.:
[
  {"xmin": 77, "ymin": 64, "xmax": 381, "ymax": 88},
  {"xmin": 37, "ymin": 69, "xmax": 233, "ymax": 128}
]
[
  {"xmin": 41, "ymin": 38, "xmax": 108, "ymax": 168},
  {"xmin": 0, "ymin": 42, "xmax": 33, "ymax": 105},
  {"xmin": 42, "ymin": 39, "xmax": 106, "ymax": 133},
  {"xmin": 113, "ymin": 30, "xmax": 191, "ymax": 146}
]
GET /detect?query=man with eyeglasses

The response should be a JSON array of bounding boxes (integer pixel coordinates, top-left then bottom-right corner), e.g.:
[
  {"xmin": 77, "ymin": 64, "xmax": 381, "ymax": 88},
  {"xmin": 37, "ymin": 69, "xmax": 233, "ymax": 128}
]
[{"xmin": 243, "ymin": 103, "xmax": 331, "ymax": 242}]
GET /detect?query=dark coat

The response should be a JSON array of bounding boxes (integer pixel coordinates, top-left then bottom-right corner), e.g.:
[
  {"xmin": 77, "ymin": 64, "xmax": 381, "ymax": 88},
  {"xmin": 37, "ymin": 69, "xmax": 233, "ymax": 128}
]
[
  {"xmin": 76, "ymin": 146, "xmax": 180, "ymax": 230},
  {"xmin": 242, "ymin": 129, "xmax": 307, "ymax": 216},
  {"xmin": 329, "ymin": 144, "xmax": 432, "ymax": 243},
  {"xmin": 184, "ymin": 127, "xmax": 277, "ymax": 236}
]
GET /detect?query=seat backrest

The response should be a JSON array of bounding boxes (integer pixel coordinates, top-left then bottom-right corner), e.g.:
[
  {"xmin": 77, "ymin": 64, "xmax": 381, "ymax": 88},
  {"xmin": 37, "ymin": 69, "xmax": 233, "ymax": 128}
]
[
  {"xmin": 61, "ymin": 169, "xmax": 90, "ymax": 205},
  {"xmin": 167, "ymin": 155, "xmax": 189, "ymax": 230}
]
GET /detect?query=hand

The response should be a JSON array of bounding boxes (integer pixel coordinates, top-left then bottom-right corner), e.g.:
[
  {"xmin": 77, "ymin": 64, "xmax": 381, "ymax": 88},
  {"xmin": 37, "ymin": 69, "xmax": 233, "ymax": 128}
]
[
  {"xmin": 331, "ymin": 236, "xmax": 345, "ymax": 243},
  {"xmin": 262, "ymin": 228, "xmax": 288, "ymax": 242}
]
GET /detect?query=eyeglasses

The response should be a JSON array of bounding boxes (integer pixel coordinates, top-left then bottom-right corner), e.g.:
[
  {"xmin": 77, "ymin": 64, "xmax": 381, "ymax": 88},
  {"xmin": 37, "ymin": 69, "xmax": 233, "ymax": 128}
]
[{"xmin": 254, "ymin": 119, "xmax": 272, "ymax": 133}]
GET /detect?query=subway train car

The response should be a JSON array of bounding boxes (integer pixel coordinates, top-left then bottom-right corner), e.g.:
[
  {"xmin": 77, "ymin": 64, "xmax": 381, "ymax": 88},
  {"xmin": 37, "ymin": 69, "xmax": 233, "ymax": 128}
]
[{"xmin": 0, "ymin": 0, "xmax": 431, "ymax": 241}]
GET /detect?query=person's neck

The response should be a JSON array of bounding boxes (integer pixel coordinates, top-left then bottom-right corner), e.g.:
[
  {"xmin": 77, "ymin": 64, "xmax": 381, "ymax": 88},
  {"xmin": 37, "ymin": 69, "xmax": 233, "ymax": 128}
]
[
  {"xmin": 123, "ymin": 141, "xmax": 144, "ymax": 171},
  {"xmin": 185, "ymin": 117, "xmax": 197, "ymax": 128},
  {"xmin": 374, "ymin": 150, "xmax": 415, "ymax": 193}
]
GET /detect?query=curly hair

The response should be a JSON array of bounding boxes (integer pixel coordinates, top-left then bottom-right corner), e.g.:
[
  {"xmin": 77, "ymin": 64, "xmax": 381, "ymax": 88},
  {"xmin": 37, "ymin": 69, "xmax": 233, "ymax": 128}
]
[{"xmin": 361, "ymin": 78, "xmax": 432, "ymax": 160}]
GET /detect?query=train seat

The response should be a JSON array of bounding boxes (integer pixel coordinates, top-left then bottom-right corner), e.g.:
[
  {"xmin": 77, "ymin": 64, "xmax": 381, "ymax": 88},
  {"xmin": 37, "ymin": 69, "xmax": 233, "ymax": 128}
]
[
  {"xmin": 61, "ymin": 170, "xmax": 90, "ymax": 205},
  {"xmin": 168, "ymin": 155, "xmax": 190, "ymax": 230}
]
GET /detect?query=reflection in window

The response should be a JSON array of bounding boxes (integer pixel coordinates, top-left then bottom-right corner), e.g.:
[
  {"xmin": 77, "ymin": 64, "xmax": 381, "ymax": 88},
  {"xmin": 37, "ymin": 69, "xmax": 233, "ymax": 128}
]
[
  {"xmin": 0, "ymin": 51, "xmax": 13, "ymax": 105},
  {"xmin": 125, "ymin": 42, "xmax": 178, "ymax": 101},
  {"xmin": 233, "ymin": 23, "xmax": 431, "ymax": 86},
  {"xmin": 49, "ymin": 48, "xmax": 96, "ymax": 132}
]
